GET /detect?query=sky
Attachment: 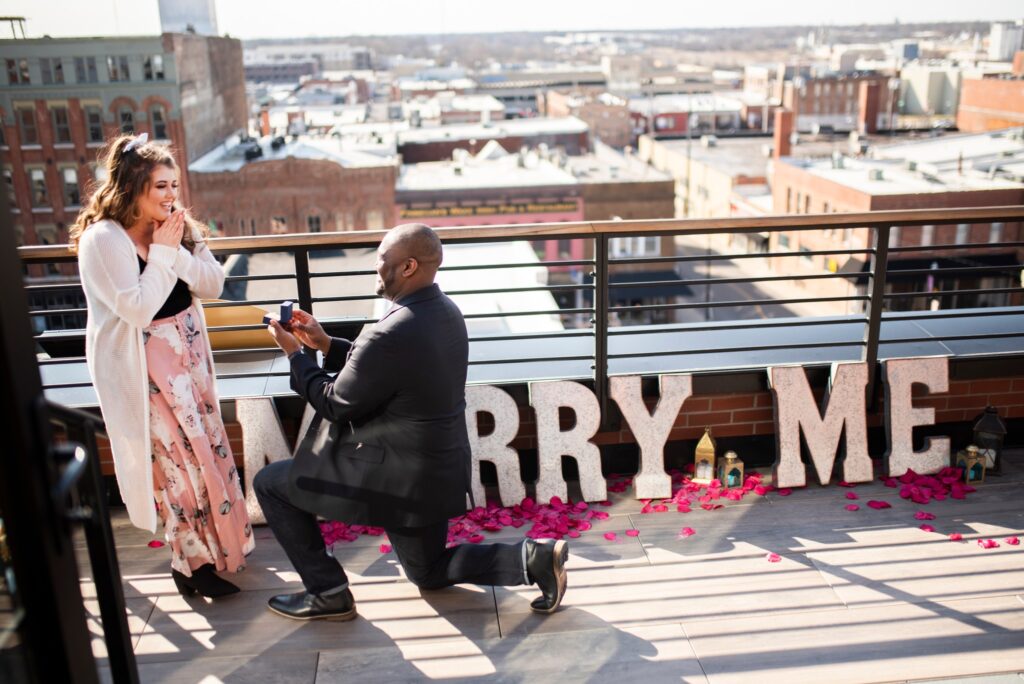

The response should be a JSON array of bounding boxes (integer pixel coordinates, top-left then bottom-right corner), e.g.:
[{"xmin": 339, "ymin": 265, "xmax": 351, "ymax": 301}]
[{"xmin": 3, "ymin": 0, "xmax": 1022, "ymax": 39}]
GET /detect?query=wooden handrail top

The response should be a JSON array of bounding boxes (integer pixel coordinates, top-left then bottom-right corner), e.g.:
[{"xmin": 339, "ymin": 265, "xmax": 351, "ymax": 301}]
[{"xmin": 18, "ymin": 206, "xmax": 1024, "ymax": 262}]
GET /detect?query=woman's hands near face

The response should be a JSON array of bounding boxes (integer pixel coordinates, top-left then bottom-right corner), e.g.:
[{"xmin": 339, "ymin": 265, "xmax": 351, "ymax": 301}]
[{"xmin": 153, "ymin": 210, "xmax": 185, "ymax": 248}]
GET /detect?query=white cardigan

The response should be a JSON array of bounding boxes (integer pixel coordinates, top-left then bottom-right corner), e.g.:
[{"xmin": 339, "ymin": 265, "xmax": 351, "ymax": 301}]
[{"xmin": 78, "ymin": 220, "xmax": 226, "ymax": 532}]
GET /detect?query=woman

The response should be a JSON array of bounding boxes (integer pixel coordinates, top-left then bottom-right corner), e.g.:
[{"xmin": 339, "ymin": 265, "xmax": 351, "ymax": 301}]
[{"xmin": 70, "ymin": 134, "xmax": 253, "ymax": 598}]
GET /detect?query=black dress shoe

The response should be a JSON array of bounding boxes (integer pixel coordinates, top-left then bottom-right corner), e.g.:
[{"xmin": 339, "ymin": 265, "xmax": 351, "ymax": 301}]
[
  {"xmin": 525, "ymin": 539, "xmax": 569, "ymax": 614},
  {"xmin": 267, "ymin": 588, "xmax": 357, "ymax": 621},
  {"xmin": 172, "ymin": 565, "xmax": 239, "ymax": 599}
]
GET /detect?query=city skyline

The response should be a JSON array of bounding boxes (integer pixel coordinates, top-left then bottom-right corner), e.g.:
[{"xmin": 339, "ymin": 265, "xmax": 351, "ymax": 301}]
[{"xmin": 2, "ymin": 0, "xmax": 1022, "ymax": 40}]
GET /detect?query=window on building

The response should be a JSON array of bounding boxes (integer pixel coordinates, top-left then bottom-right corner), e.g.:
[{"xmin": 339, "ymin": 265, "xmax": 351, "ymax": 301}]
[
  {"xmin": 84, "ymin": 105, "xmax": 104, "ymax": 142},
  {"xmin": 4, "ymin": 167, "xmax": 16, "ymax": 206},
  {"xmin": 6, "ymin": 58, "xmax": 30, "ymax": 85},
  {"xmin": 17, "ymin": 108, "xmax": 38, "ymax": 145},
  {"xmin": 307, "ymin": 215, "xmax": 322, "ymax": 233},
  {"xmin": 778, "ymin": 233, "xmax": 791, "ymax": 250},
  {"xmin": 786, "ymin": 188, "xmax": 792, "ymax": 213},
  {"xmin": 40, "ymin": 57, "xmax": 64, "ymax": 84},
  {"xmin": 75, "ymin": 57, "xmax": 98, "ymax": 83},
  {"xmin": 822, "ymin": 201, "xmax": 830, "ymax": 213},
  {"xmin": 921, "ymin": 224, "xmax": 934, "ymax": 246},
  {"xmin": 250, "ymin": 218, "xmax": 256, "ymax": 235},
  {"xmin": 61, "ymin": 167, "xmax": 80, "ymax": 206},
  {"xmin": 51, "ymin": 106, "xmax": 72, "ymax": 144},
  {"xmin": 800, "ymin": 247, "xmax": 814, "ymax": 263},
  {"xmin": 989, "ymin": 222, "xmax": 1004, "ymax": 244},
  {"xmin": 143, "ymin": 55, "xmax": 164, "ymax": 81},
  {"xmin": 150, "ymin": 105, "xmax": 167, "ymax": 139},
  {"xmin": 955, "ymin": 224, "xmax": 969, "ymax": 243},
  {"xmin": 119, "ymin": 108, "xmax": 135, "ymax": 134},
  {"xmin": 107, "ymin": 55, "xmax": 130, "ymax": 82},
  {"xmin": 654, "ymin": 116, "xmax": 674, "ymax": 130},
  {"xmin": 28, "ymin": 168, "xmax": 48, "ymax": 207},
  {"xmin": 803, "ymin": 194, "xmax": 811, "ymax": 214},
  {"xmin": 366, "ymin": 209, "xmax": 384, "ymax": 230}
]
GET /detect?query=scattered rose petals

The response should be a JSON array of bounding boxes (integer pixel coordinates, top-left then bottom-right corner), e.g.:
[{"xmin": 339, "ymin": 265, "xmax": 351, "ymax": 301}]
[
  {"xmin": 867, "ymin": 500, "xmax": 891, "ymax": 510},
  {"xmin": 845, "ymin": 504, "xmax": 860, "ymax": 511},
  {"xmin": 882, "ymin": 477, "xmax": 898, "ymax": 488},
  {"xmin": 845, "ymin": 491, "xmax": 859, "ymax": 500},
  {"xmin": 838, "ymin": 481, "xmax": 857, "ymax": 488},
  {"xmin": 977, "ymin": 539, "xmax": 1000, "ymax": 549},
  {"xmin": 604, "ymin": 532, "xmax": 617, "ymax": 541},
  {"xmin": 625, "ymin": 529, "xmax": 640, "ymax": 537},
  {"xmin": 1005, "ymin": 537, "xmax": 1020, "ymax": 546},
  {"xmin": 949, "ymin": 533, "xmax": 963, "ymax": 541},
  {"xmin": 919, "ymin": 524, "xmax": 936, "ymax": 532},
  {"xmin": 776, "ymin": 488, "xmax": 792, "ymax": 497},
  {"xmin": 147, "ymin": 540, "xmax": 165, "ymax": 548},
  {"xmin": 766, "ymin": 552, "xmax": 781, "ymax": 563},
  {"xmin": 701, "ymin": 503, "xmax": 723, "ymax": 511},
  {"xmin": 379, "ymin": 544, "xmax": 392, "ymax": 553},
  {"xmin": 679, "ymin": 527, "xmax": 696, "ymax": 538},
  {"xmin": 914, "ymin": 511, "xmax": 936, "ymax": 520}
]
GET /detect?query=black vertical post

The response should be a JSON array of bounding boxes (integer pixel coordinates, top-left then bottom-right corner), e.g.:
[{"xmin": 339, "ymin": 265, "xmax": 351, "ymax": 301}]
[
  {"xmin": 0, "ymin": 163, "xmax": 100, "ymax": 681},
  {"xmin": 863, "ymin": 225, "xmax": 891, "ymax": 408},
  {"xmin": 293, "ymin": 248, "xmax": 314, "ymax": 314},
  {"xmin": 593, "ymin": 234, "xmax": 609, "ymax": 426}
]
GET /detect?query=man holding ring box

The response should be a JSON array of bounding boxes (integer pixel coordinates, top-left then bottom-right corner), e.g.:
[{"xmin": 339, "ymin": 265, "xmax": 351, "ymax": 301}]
[{"xmin": 255, "ymin": 223, "xmax": 568, "ymax": 621}]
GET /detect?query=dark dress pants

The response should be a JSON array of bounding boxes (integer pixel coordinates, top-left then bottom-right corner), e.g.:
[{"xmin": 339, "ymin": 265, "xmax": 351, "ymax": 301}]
[{"xmin": 253, "ymin": 460, "xmax": 528, "ymax": 595}]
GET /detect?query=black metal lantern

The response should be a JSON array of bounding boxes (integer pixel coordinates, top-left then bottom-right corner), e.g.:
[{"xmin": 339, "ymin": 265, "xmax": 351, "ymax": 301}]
[{"xmin": 972, "ymin": 406, "xmax": 1007, "ymax": 475}]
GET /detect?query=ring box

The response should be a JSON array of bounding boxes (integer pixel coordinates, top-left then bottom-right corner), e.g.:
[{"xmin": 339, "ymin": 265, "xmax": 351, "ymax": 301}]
[{"xmin": 263, "ymin": 300, "xmax": 294, "ymax": 327}]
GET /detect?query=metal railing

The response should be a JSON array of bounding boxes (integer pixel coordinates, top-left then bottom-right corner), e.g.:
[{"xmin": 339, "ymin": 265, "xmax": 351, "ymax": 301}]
[{"xmin": 18, "ymin": 206, "xmax": 1024, "ymax": 418}]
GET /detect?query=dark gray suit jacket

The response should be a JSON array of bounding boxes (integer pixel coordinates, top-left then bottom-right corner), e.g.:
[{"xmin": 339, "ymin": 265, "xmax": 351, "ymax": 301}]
[{"xmin": 286, "ymin": 284, "xmax": 472, "ymax": 529}]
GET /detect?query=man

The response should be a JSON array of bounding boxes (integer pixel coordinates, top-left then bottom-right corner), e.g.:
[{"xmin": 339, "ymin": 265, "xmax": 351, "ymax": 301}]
[{"xmin": 256, "ymin": 223, "xmax": 568, "ymax": 620}]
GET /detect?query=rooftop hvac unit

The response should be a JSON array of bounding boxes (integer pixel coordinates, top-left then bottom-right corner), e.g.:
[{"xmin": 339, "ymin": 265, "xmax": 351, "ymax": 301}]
[
  {"xmin": 868, "ymin": 168, "xmax": 884, "ymax": 181},
  {"xmin": 904, "ymin": 160, "xmax": 917, "ymax": 171},
  {"xmin": 831, "ymin": 151, "xmax": 844, "ymax": 169},
  {"xmin": 700, "ymin": 135, "xmax": 718, "ymax": 147},
  {"xmin": 244, "ymin": 145, "xmax": 263, "ymax": 161}
]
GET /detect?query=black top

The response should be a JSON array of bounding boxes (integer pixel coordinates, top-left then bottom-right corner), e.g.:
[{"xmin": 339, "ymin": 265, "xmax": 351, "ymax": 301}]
[{"xmin": 138, "ymin": 255, "xmax": 192, "ymax": 321}]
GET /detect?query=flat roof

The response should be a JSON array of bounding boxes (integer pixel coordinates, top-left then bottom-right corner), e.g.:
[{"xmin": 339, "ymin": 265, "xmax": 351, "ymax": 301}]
[
  {"xmin": 627, "ymin": 94, "xmax": 744, "ymax": 115},
  {"xmin": 397, "ymin": 116, "xmax": 589, "ymax": 145},
  {"xmin": 566, "ymin": 143, "xmax": 672, "ymax": 184},
  {"xmin": 396, "ymin": 149, "xmax": 577, "ymax": 192},
  {"xmin": 189, "ymin": 134, "xmax": 395, "ymax": 173},
  {"xmin": 872, "ymin": 127, "xmax": 1024, "ymax": 173},
  {"xmin": 785, "ymin": 156, "xmax": 1024, "ymax": 195}
]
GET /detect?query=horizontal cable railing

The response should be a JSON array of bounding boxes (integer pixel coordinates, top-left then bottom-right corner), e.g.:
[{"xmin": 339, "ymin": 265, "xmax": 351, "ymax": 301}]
[{"xmin": 18, "ymin": 206, "xmax": 1024, "ymax": 414}]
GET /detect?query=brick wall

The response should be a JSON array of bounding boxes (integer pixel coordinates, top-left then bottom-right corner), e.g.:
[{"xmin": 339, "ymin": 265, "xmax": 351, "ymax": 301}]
[
  {"xmin": 956, "ymin": 77, "xmax": 1024, "ymax": 132},
  {"xmin": 89, "ymin": 371, "xmax": 1024, "ymax": 477}
]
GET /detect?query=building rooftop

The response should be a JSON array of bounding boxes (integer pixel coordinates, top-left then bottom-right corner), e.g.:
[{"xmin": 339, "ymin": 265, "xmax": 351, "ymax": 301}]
[
  {"xmin": 627, "ymin": 94, "xmax": 744, "ymax": 115},
  {"xmin": 396, "ymin": 144, "xmax": 577, "ymax": 192},
  {"xmin": 785, "ymin": 155, "xmax": 1024, "ymax": 195},
  {"xmin": 565, "ymin": 142, "xmax": 672, "ymax": 184},
  {"xmin": 871, "ymin": 127, "xmax": 1024, "ymax": 175},
  {"xmin": 189, "ymin": 134, "xmax": 396, "ymax": 174},
  {"xmin": 396, "ymin": 116, "xmax": 589, "ymax": 145}
]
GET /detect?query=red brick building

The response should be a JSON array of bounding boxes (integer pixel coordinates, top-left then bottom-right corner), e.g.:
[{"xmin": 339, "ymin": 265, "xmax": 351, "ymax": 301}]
[
  {"xmin": 956, "ymin": 52, "xmax": 1024, "ymax": 132},
  {"xmin": 189, "ymin": 136, "xmax": 396, "ymax": 236}
]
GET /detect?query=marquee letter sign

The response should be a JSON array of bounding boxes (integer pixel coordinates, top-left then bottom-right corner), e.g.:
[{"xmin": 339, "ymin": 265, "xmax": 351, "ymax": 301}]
[
  {"xmin": 464, "ymin": 384, "xmax": 527, "ymax": 507},
  {"xmin": 768, "ymin": 362, "xmax": 872, "ymax": 488},
  {"xmin": 882, "ymin": 356, "xmax": 950, "ymax": 477},
  {"xmin": 530, "ymin": 380, "xmax": 607, "ymax": 505},
  {"xmin": 611, "ymin": 374, "xmax": 692, "ymax": 499}
]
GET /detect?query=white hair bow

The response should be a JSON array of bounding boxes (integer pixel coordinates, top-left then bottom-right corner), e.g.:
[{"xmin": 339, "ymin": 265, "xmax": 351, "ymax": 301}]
[{"xmin": 124, "ymin": 132, "xmax": 148, "ymax": 153}]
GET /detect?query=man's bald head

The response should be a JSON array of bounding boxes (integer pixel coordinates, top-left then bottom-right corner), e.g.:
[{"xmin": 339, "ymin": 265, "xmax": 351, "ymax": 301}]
[
  {"xmin": 385, "ymin": 223, "xmax": 443, "ymax": 269},
  {"xmin": 374, "ymin": 223, "xmax": 444, "ymax": 301}
]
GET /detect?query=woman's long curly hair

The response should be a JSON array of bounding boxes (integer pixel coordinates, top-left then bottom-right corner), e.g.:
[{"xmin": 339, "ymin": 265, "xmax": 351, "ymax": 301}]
[{"xmin": 69, "ymin": 134, "xmax": 207, "ymax": 253}]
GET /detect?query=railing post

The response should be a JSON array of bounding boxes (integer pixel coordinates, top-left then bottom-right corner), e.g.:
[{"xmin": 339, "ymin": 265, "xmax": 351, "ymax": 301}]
[
  {"xmin": 293, "ymin": 248, "xmax": 314, "ymax": 314},
  {"xmin": 863, "ymin": 225, "xmax": 890, "ymax": 409},
  {"xmin": 593, "ymin": 234, "xmax": 610, "ymax": 427}
]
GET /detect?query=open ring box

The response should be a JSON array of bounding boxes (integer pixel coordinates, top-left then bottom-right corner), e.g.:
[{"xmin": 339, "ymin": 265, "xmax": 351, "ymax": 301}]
[{"xmin": 263, "ymin": 300, "xmax": 294, "ymax": 328}]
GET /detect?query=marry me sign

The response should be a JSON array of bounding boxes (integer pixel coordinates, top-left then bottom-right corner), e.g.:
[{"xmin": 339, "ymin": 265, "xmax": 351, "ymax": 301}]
[{"xmin": 237, "ymin": 356, "xmax": 951, "ymax": 522}]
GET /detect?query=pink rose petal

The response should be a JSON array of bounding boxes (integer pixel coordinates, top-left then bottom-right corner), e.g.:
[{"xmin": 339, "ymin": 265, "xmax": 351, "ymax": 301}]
[
  {"xmin": 845, "ymin": 491, "xmax": 859, "ymax": 500},
  {"xmin": 845, "ymin": 504, "xmax": 860, "ymax": 511},
  {"xmin": 776, "ymin": 488, "xmax": 792, "ymax": 497},
  {"xmin": 1005, "ymin": 537, "xmax": 1020, "ymax": 546},
  {"xmin": 679, "ymin": 527, "xmax": 696, "ymax": 538},
  {"xmin": 919, "ymin": 524, "xmax": 936, "ymax": 532},
  {"xmin": 766, "ymin": 552, "xmax": 781, "ymax": 563},
  {"xmin": 949, "ymin": 533, "xmax": 963, "ymax": 541},
  {"xmin": 625, "ymin": 529, "xmax": 640, "ymax": 537},
  {"xmin": 977, "ymin": 539, "xmax": 999, "ymax": 549},
  {"xmin": 914, "ymin": 511, "xmax": 936, "ymax": 520},
  {"xmin": 603, "ymin": 532, "xmax": 617, "ymax": 541},
  {"xmin": 866, "ymin": 500, "xmax": 891, "ymax": 510},
  {"xmin": 379, "ymin": 544, "xmax": 392, "ymax": 553},
  {"xmin": 147, "ymin": 540, "xmax": 165, "ymax": 548}
]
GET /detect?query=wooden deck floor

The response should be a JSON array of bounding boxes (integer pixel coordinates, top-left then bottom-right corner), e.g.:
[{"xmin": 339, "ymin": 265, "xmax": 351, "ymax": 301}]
[{"xmin": 85, "ymin": 450, "xmax": 1024, "ymax": 683}]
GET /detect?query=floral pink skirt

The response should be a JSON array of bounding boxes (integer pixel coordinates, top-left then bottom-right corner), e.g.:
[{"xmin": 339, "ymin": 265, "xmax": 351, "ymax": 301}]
[{"xmin": 144, "ymin": 305, "xmax": 254, "ymax": 576}]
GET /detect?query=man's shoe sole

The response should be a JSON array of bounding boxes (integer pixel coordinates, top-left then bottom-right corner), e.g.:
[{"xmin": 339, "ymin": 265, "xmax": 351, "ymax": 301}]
[
  {"xmin": 267, "ymin": 604, "xmax": 358, "ymax": 622},
  {"xmin": 531, "ymin": 539, "xmax": 568, "ymax": 614}
]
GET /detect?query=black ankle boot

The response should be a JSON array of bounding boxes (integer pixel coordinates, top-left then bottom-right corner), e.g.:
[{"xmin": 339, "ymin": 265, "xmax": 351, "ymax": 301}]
[
  {"xmin": 172, "ymin": 565, "xmax": 240, "ymax": 599},
  {"xmin": 524, "ymin": 539, "xmax": 569, "ymax": 614}
]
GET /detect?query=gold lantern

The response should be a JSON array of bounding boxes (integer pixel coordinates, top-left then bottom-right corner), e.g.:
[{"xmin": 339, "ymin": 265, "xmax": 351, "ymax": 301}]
[
  {"xmin": 717, "ymin": 450, "xmax": 744, "ymax": 488},
  {"xmin": 955, "ymin": 444, "xmax": 986, "ymax": 484},
  {"xmin": 693, "ymin": 427, "xmax": 717, "ymax": 484}
]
